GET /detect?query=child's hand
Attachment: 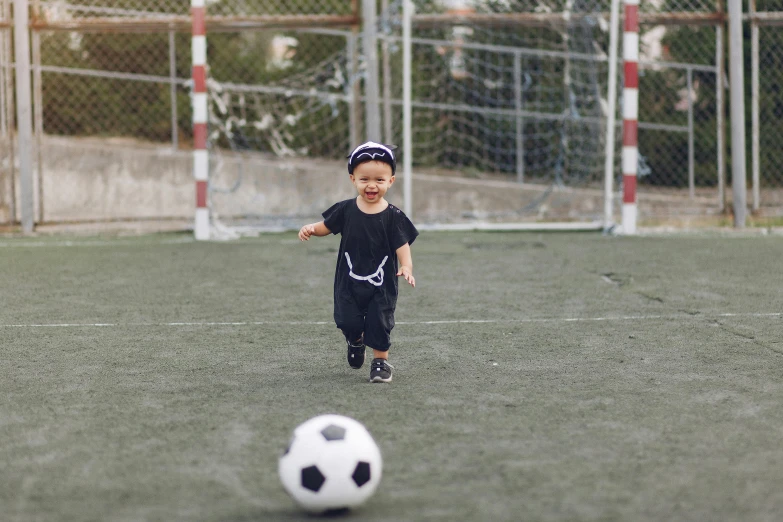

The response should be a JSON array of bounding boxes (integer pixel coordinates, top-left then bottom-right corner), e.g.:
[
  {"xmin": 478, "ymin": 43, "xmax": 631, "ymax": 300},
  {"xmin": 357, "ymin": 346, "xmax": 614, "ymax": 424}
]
[
  {"xmin": 397, "ymin": 266, "xmax": 415, "ymax": 288},
  {"xmin": 299, "ymin": 224, "xmax": 316, "ymax": 241}
]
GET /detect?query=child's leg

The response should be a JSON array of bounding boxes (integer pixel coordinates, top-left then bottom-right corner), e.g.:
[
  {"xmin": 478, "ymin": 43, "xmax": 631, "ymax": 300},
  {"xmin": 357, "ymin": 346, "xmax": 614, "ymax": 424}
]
[
  {"xmin": 335, "ymin": 294, "xmax": 365, "ymax": 344},
  {"xmin": 363, "ymin": 297, "xmax": 393, "ymax": 356},
  {"xmin": 365, "ymin": 297, "xmax": 395, "ymax": 382},
  {"xmin": 364, "ymin": 300, "xmax": 394, "ymax": 359},
  {"xmin": 335, "ymin": 294, "xmax": 368, "ymax": 369}
]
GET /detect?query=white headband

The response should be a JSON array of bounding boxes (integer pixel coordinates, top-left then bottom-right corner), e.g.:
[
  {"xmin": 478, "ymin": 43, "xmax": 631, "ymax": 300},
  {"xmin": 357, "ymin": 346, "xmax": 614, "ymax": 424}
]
[{"xmin": 347, "ymin": 141, "xmax": 396, "ymax": 174}]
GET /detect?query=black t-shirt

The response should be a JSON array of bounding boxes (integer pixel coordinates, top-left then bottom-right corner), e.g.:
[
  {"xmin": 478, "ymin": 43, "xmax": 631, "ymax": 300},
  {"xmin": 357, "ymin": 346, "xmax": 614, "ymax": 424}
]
[{"xmin": 322, "ymin": 198, "xmax": 419, "ymax": 305}]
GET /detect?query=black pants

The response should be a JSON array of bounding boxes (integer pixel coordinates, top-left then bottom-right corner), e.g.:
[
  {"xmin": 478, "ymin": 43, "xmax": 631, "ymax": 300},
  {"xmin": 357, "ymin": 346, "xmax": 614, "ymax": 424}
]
[{"xmin": 334, "ymin": 286, "xmax": 396, "ymax": 352}]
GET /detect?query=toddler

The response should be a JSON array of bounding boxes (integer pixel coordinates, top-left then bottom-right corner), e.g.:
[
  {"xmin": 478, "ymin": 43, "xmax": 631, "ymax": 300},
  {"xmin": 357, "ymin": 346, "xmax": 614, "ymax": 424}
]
[{"xmin": 299, "ymin": 142, "xmax": 418, "ymax": 383}]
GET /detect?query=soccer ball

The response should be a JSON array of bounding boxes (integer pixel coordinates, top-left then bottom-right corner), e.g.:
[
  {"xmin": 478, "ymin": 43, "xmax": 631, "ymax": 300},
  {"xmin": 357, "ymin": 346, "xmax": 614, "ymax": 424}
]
[{"xmin": 278, "ymin": 414, "xmax": 383, "ymax": 513}]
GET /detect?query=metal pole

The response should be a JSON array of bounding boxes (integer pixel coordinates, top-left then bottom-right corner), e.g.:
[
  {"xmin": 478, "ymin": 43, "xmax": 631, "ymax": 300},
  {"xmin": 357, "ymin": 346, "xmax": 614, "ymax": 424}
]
[
  {"xmin": 381, "ymin": 0, "xmax": 393, "ymax": 145},
  {"xmin": 31, "ymin": 29, "xmax": 42, "ymax": 223},
  {"xmin": 14, "ymin": 0, "xmax": 33, "ymax": 233},
  {"xmin": 750, "ymin": 0, "xmax": 760, "ymax": 211},
  {"xmin": 728, "ymin": 0, "xmax": 746, "ymax": 227},
  {"xmin": 348, "ymin": 31, "xmax": 360, "ymax": 147},
  {"xmin": 621, "ymin": 0, "xmax": 640, "ymax": 235},
  {"xmin": 349, "ymin": 0, "xmax": 360, "ymax": 146},
  {"xmin": 514, "ymin": 52, "xmax": 524, "ymax": 184},
  {"xmin": 31, "ymin": 0, "xmax": 39, "ymax": 222},
  {"xmin": 362, "ymin": 0, "xmax": 381, "ymax": 141},
  {"xmin": 191, "ymin": 0, "xmax": 209, "ymax": 240},
  {"xmin": 3, "ymin": 0, "xmax": 14, "ymax": 223},
  {"xmin": 716, "ymin": 22, "xmax": 725, "ymax": 212},
  {"xmin": 0, "ymin": 0, "xmax": 8, "ymax": 217},
  {"xmin": 402, "ymin": 0, "xmax": 412, "ymax": 217},
  {"xmin": 687, "ymin": 67, "xmax": 694, "ymax": 199},
  {"xmin": 0, "ymin": 2, "xmax": 5, "ymax": 138},
  {"xmin": 169, "ymin": 29, "xmax": 178, "ymax": 150},
  {"xmin": 603, "ymin": 0, "xmax": 621, "ymax": 229}
]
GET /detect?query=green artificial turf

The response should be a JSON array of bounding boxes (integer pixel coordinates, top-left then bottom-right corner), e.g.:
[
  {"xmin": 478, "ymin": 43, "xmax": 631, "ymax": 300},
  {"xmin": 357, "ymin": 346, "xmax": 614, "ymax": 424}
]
[{"xmin": 1, "ymin": 231, "xmax": 782, "ymax": 521}]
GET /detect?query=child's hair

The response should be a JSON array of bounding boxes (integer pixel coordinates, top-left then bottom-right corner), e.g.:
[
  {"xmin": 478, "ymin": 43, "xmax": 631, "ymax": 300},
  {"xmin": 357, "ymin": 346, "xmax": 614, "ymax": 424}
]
[{"xmin": 347, "ymin": 141, "xmax": 397, "ymax": 176}]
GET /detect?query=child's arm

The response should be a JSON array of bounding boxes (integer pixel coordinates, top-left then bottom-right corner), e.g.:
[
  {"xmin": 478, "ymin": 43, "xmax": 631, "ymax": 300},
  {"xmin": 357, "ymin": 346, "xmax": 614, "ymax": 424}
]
[
  {"xmin": 395, "ymin": 243, "xmax": 415, "ymax": 288},
  {"xmin": 298, "ymin": 221, "xmax": 331, "ymax": 241}
]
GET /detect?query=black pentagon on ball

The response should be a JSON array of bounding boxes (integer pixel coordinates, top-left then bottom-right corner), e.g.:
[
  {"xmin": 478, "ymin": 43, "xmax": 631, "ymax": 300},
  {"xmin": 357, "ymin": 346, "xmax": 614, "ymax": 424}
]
[
  {"xmin": 301, "ymin": 465, "xmax": 326, "ymax": 492},
  {"xmin": 352, "ymin": 461, "xmax": 371, "ymax": 487},
  {"xmin": 320, "ymin": 424, "xmax": 347, "ymax": 441}
]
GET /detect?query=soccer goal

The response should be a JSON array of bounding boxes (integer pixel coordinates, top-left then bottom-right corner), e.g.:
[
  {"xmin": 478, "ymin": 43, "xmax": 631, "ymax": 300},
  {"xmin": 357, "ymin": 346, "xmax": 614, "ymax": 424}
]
[{"xmin": 193, "ymin": 1, "xmax": 620, "ymax": 239}]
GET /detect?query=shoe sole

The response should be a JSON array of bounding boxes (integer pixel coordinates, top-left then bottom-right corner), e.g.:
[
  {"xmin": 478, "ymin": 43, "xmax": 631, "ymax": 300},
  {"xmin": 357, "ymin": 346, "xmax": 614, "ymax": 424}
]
[{"xmin": 370, "ymin": 375, "xmax": 392, "ymax": 383}]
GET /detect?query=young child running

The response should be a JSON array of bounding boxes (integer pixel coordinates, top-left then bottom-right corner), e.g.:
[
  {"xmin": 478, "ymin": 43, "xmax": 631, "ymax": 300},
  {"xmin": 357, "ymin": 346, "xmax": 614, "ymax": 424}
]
[{"xmin": 298, "ymin": 142, "xmax": 418, "ymax": 383}]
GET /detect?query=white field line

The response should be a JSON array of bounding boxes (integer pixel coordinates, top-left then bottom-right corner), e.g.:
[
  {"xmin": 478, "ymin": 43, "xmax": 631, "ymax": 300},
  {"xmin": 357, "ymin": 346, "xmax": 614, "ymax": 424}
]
[
  {"xmin": 0, "ymin": 238, "xmax": 194, "ymax": 248},
  {"xmin": 0, "ymin": 313, "xmax": 780, "ymax": 329}
]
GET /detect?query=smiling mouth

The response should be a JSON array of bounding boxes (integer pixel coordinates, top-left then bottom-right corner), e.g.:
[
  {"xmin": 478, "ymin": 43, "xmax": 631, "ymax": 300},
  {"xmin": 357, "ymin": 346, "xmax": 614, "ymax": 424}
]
[{"xmin": 365, "ymin": 192, "xmax": 378, "ymax": 198}]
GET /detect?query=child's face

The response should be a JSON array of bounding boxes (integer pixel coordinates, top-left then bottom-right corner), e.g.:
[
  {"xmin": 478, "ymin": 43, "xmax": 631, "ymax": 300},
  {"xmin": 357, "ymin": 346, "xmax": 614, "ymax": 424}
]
[{"xmin": 350, "ymin": 161, "xmax": 395, "ymax": 205}]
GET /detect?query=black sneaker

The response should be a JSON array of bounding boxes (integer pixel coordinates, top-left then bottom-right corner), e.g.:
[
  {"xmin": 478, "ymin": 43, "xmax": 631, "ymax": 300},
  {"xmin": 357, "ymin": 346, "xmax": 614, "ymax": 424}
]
[
  {"xmin": 347, "ymin": 340, "xmax": 366, "ymax": 369},
  {"xmin": 370, "ymin": 358, "xmax": 393, "ymax": 383}
]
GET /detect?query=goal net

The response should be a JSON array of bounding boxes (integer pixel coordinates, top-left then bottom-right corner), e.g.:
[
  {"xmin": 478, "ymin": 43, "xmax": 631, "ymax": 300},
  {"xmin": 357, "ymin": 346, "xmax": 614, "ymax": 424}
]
[
  {"xmin": 203, "ymin": 29, "xmax": 356, "ymax": 237},
  {"xmin": 201, "ymin": 1, "xmax": 611, "ymax": 237}
]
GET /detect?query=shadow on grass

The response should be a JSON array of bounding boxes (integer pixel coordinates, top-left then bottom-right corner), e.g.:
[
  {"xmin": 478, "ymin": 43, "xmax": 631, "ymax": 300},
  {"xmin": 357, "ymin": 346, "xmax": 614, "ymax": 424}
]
[{"xmin": 226, "ymin": 506, "xmax": 362, "ymax": 521}]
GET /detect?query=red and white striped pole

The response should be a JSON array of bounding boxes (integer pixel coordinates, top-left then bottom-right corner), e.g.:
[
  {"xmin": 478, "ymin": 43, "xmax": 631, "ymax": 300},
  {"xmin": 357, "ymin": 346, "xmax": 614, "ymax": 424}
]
[
  {"xmin": 192, "ymin": 0, "xmax": 210, "ymax": 240},
  {"xmin": 621, "ymin": 0, "xmax": 639, "ymax": 234}
]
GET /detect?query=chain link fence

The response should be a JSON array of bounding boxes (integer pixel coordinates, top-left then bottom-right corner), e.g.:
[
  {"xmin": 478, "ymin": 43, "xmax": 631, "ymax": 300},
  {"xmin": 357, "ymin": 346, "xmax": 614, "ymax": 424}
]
[
  {"xmin": 38, "ymin": 0, "xmax": 188, "ymax": 17},
  {"xmin": 751, "ymin": 0, "xmax": 783, "ymax": 212},
  {"xmin": 209, "ymin": 1, "xmax": 354, "ymax": 16},
  {"xmin": 38, "ymin": 1, "xmax": 355, "ymax": 17},
  {"xmin": 39, "ymin": 30, "xmax": 188, "ymax": 142},
  {"xmin": 756, "ymin": 25, "xmax": 783, "ymax": 206},
  {"xmin": 635, "ymin": 23, "xmax": 721, "ymax": 204},
  {"xmin": 2, "ymin": 1, "xmax": 782, "ymax": 227}
]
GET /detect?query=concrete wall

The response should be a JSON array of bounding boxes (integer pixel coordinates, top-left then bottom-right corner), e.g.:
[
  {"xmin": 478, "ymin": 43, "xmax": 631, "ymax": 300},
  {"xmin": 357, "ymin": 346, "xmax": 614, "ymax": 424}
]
[
  {"xmin": 0, "ymin": 136, "xmax": 723, "ymax": 230},
  {"xmin": 0, "ymin": 138, "xmax": 14, "ymax": 224}
]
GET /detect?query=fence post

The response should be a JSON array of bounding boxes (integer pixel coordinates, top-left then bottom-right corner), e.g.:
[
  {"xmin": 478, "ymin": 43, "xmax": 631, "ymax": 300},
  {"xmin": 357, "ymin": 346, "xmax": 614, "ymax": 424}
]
[
  {"xmin": 402, "ymin": 0, "xmax": 412, "ymax": 218},
  {"xmin": 687, "ymin": 67, "xmax": 694, "ymax": 199},
  {"xmin": 347, "ymin": 32, "xmax": 359, "ymax": 148},
  {"xmin": 31, "ymin": 21, "xmax": 42, "ymax": 222},
  {"xmin": 381, "ymin": 0, "xmax": 393, "ymax": 146},
  {"xmin": 2, "ymin": 0, "xmax": 15, "ymax": 224},
  {"xmin": 169, "ymin": 28, "xmax": 178, "ymax": 151},
  {"xmin": 0, "ymin": 1, "xmax": 6, "ymax": 139},
  {"xmin": 362, "ymin": 0, "xmax": 381, "ymax": 141},
  {"xmin": 13, "ymin": 0, "xmax": 34, "ymax": 234},
  {"xmin": 750, "ymin": 0, "xmax": 760, "ymax": 211},
  {"xmin": 32, "ymin": 0, "xmax": 43, "ymax": 224},
  {"xmin": 728, "ymin": 0, "xmax": 746, "ymax": 227},
  {"xmin": 716, "ymin": 19, "xmax": 725, "ymax": 212},
  {"xmin": 514, "ymin": 51, "xmax": 524, "ymax": 184}
]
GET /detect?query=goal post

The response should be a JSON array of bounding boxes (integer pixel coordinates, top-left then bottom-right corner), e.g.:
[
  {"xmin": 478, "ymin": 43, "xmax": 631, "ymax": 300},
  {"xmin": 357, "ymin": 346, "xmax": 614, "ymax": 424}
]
[
  {"xmin": 621, "ymin": 0, "xmax": 639, "ymax": 235},
  {"xmin": 397, "ymin": 2, "xmax": 611, "ymax": 231},
  {"xmin": 192, "ymin": 0, "xmax": 209, "ymax": 240},
  {"xmin": 402, "ymin": 0, "xmax": 413, "ymax": 218},
  {"xmin": 604, "ymin": 0, "xmax": 621, "ymax": 231},
  {"xmin": 197, "ymin": 1, "xmax": 621, "ymax": 236}
]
